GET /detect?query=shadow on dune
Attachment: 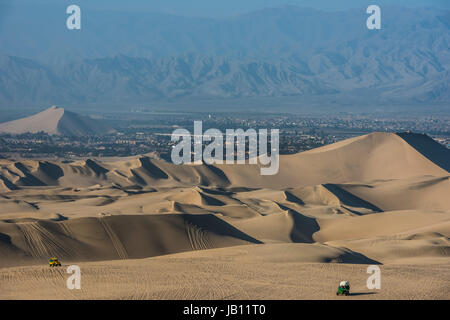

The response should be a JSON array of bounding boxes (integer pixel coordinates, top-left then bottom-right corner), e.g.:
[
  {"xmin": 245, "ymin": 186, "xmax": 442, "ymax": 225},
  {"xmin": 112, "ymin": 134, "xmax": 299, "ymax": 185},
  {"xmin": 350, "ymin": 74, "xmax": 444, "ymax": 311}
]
[
  {"xmin": 129, "ymin": 169, "xmax": 147, "ymax": 185},
  {"xmin": 184, "ymin": 214, "xmax": 263, "ymax": 244},
  {"xmin": 396, "ymin": 132, "xmax": 450, "ymax": 172},
  {"xmin": 0, "ymin": 232, "xmax": 12, "ymax": 244},
  {"xmin": 201, "ymin": 164, "xmax": 231, "ymax": 186},
  {"xmin": 84, "ymin": 159, "xmax": 109, "ymax": 176},
  {"xmin": 198, "ymin": 192, "xmax": 227, "ymax": 206},
  {"xmin": 138, "ymin": 157, "xmax": 168, "ymax": 179},
  {"xmin": 38, "ymin": 161, "xmax": 64, "ymax": 180},
  {"xmin": 409, "ymin": 176, "xmax": 449, "ymax": 190},
  {"xmin": 0, "ymin": 214, "xmax": 263, "ymax": 267},
  {"xmin": 334, "ymin": 248, "xmax": 381, "ymax": 265},
  {"xmin": 323, "ymin": 184, "xmax": 382, "ymax": 214},
  {"xmin": 198, "ymin": 186, "xmax": 233, "ymax": 196},
  {"xmin": 276, "ymin": 203, "xmax": 381, "ymax": 264},
  {"xmin": 13, "ymin": 163, "xmax": 46, "ymax": 186},
  {"xmin": 290, "ymin": 211, "xmax": 320, "ymax": 243},
  {"xmin": 284, "ymin": 191, "xmax": 306, "ymax": 205},
  {"xmin": 0, "ymin": 175, "xmax": 19, "ymax": 190},
  {"xmin": 348, "ymin": 292, "xmax": 377, "ymax": 296},
  {"xmin": 277, "ymin": 204, "xmax": 320, "ymax": 243}
]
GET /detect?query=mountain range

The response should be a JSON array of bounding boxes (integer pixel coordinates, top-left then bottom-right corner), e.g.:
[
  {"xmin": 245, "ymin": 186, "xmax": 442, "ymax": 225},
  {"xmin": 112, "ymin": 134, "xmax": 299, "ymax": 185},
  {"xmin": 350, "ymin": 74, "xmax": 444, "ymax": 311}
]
[{"xmin": 0, "ymin": 6, "xmax": 449, "ymax": 109}]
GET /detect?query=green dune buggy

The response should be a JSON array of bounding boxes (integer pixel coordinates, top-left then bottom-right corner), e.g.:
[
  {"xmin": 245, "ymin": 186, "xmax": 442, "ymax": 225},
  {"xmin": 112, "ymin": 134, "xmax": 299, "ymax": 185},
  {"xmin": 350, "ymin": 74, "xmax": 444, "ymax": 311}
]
[{"xmin": 336, "ymin": 281, "xmax": 350, "ymax": 296}]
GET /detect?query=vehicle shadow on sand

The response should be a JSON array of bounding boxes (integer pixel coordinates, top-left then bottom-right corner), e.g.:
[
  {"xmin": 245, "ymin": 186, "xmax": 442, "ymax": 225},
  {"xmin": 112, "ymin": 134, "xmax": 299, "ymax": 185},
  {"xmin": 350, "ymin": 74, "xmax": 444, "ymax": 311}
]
[{"xmin": 348, "ymin": 292, "xmax": 377, "ymax": 296}]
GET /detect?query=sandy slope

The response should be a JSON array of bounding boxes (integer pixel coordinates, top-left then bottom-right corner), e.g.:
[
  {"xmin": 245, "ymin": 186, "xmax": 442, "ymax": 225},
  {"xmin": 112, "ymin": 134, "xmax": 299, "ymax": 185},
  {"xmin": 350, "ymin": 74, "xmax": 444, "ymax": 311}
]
[
  {"xmin": 0, "ymin": 132, "xmax": 447, "ymax": 190},
  {"xmin": 0, "ymin": 106, "xmax": 115, "ymax": 136},
  {"xmin": 0, "ymin": 244, "xmax": 449, "ymax": 300},
  {"xmin": 0, "ymin": 132, "xmax": 448, "ymax": 299}
]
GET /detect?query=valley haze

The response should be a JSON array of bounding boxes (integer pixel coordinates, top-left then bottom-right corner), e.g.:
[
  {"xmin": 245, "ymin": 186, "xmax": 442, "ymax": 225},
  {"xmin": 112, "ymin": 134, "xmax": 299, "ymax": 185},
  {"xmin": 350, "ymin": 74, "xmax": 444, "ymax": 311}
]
[{"xmin": 0, "ymin": 5, "xmax": 448, "ymax": 112}]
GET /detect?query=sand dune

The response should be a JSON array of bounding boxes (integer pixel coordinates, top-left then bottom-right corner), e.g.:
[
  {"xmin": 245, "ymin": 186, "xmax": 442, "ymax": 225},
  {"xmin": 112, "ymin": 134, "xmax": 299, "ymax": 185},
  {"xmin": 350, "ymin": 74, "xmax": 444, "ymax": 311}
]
[
  {"xmin": 0, "ymin": 106, "xmax": 115, "ymax": 136},
  {"xmin": 336, "ymin": 176, "xmax": 450, "ymax": 211},
  {"xmin": 219, "ymin": 132, "xmax": 448, "ymax": 188},
  {"xmin": 0, "ymin": 131, "xmax": 448, "ymax": 299},
  {"xmin": 0, "ymin": 214, "xmax": 262, "ymax": 268},
  {"xmin": 0, "ymin": 132, "xmax": 447, "ymax": 190}
]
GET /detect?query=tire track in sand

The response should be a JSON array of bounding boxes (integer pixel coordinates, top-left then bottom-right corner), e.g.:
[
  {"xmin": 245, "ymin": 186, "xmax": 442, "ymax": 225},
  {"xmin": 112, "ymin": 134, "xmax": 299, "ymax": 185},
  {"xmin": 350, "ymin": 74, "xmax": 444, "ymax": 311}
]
[
  {"xmin": 98, "ymin": 217, "xmax": 128, "ymax": 259},
  {"xmin": 184, "ymin": 219, "xmax": 212, "ymax": 251},
  {"xmin": 17, "ymin": 222, "xmax": 72, "ymax": 261}
]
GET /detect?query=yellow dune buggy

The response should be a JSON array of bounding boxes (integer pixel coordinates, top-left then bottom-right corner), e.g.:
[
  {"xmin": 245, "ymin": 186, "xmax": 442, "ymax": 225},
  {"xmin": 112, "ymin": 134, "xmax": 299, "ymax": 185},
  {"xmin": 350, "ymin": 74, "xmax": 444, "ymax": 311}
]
[{"xmin": 49, "ymin": 257, "xmax": 62, "ymax": 267}]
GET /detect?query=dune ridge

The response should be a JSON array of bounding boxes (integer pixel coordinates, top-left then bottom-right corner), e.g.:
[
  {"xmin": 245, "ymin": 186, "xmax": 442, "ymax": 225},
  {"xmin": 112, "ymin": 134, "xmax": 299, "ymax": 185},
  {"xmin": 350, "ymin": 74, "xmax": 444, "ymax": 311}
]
[
  {"xmin": 0, "ymin": 106, "xmax": 115, "ymax": 136},
  {"xmin": 0, "ymin": 131, "xmax": 448, "ymax": 270},
  {"xmin": 0, "ymin": 132, "xmax": 447, "ymax": 190}
]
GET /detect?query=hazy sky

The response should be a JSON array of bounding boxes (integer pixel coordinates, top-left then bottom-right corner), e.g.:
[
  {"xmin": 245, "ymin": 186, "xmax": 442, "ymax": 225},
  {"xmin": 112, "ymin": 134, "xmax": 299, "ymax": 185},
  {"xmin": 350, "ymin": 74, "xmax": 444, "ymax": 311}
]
[{"xmin": 2, "ymin": 0, "xmax": 449, "ymax": 17}]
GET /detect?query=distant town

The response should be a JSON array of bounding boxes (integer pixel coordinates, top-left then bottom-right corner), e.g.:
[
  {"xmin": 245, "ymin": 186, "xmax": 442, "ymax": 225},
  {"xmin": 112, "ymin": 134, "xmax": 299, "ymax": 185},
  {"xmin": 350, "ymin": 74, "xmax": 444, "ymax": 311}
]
[{"xmin": 0, "ymin": 111, "xmax": 448, "ymax": 160}]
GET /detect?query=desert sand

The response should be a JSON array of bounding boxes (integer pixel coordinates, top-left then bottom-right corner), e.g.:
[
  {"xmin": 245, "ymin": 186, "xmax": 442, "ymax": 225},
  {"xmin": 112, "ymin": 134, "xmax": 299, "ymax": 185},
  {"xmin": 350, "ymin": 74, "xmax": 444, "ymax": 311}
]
[
  {"xmin": 0, "ymin": 132, "xmax": 449, "ymax": 299},
  {"xmin": 1, "ymin": 245, "xmax": 449, "ymax": 300},
  {"xmin": 0, "ymin": 106, "xmax": 115, "ymax": 136}
]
